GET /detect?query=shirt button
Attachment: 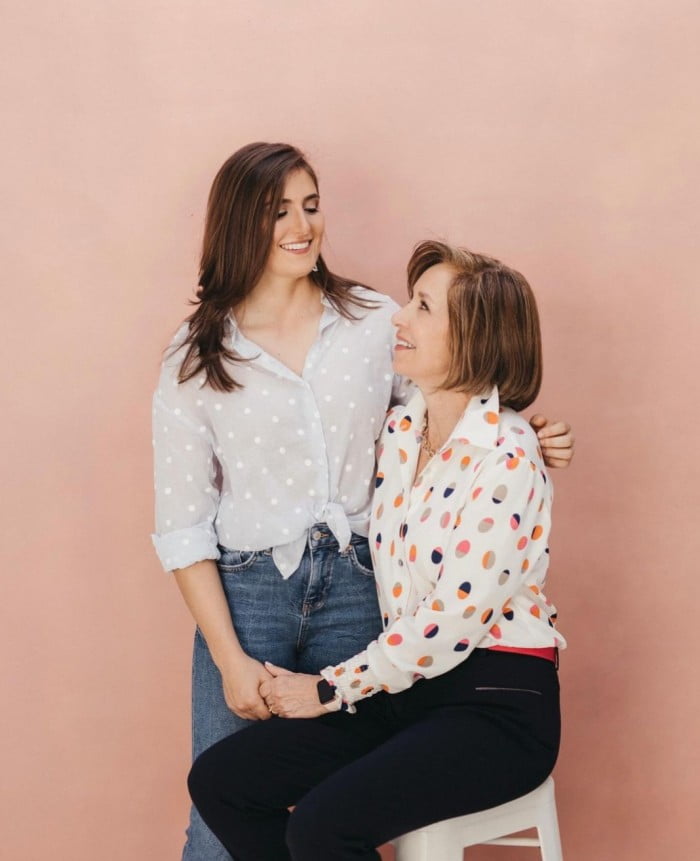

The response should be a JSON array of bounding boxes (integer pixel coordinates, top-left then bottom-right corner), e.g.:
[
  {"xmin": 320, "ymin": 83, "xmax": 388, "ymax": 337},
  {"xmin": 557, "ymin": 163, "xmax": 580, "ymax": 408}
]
[{"xmin": 312, "ymin": 529, "xmax": 323, "ymax": 540}]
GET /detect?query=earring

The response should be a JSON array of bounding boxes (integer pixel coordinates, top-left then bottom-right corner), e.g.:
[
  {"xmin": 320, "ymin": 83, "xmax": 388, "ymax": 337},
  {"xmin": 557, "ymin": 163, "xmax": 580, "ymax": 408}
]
[{"xmin": 312, "ymin": 262, "xmax": 319, "ymax": 273}]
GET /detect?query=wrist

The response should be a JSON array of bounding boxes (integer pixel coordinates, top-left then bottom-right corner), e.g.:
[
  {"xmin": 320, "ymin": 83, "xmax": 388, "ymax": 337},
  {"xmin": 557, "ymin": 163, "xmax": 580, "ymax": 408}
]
[
  {"xmin": 317, "ymin": 677, "xmax": 342, "ymax": 712},
  {"xmin": 212, "ymin": 643, "xmax": 249, "ymax": 673}
]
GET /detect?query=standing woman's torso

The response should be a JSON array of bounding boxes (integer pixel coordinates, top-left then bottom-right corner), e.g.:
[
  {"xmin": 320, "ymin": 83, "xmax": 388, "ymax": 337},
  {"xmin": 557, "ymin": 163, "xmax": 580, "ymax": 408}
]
[{"xmin": 152, "ymin": 288, "xmax": 412, "ymax": 576}]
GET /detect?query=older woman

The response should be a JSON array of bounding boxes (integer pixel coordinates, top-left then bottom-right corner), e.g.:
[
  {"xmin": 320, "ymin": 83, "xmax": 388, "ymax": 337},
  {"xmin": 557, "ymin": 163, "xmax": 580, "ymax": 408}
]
[{"xmin": 187, "ymin": 240, "xmax": 566, "ymax": 860}]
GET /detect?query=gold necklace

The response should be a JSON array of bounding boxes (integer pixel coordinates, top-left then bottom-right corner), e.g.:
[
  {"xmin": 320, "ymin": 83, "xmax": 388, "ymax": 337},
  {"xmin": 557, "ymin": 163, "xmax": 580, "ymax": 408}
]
[{"xmin": 420, "ymin": 414, "xmax": 438, "ymax": 458}]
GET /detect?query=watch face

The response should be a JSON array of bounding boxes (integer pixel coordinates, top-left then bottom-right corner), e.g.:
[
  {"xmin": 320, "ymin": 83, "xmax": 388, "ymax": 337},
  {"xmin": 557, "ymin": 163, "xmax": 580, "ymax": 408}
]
[{"xmin": 317, "ymin": 679, "xmax": 336, "ymax": 704}]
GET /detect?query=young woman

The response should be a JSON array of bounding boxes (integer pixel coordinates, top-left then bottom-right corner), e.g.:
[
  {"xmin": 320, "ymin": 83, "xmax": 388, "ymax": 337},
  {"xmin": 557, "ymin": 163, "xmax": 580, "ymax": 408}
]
[
  {"xmin": 187, "ymin": 241, "xmax": 566, "ymax": 860},
  {"xmin": 152, "ymin": 143, "xmax": 573, "ymax": 860}
]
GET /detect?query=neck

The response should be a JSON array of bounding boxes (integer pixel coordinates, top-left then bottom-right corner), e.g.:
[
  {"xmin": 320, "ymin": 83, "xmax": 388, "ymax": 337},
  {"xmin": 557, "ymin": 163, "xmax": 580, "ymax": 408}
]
[
  {"xmin": 237, "ymin": 275, "xmax": 320, "ymax": 326},
  {"xmin": 420, "ymin": 387, "xmax": 473, "ymax": 452}
]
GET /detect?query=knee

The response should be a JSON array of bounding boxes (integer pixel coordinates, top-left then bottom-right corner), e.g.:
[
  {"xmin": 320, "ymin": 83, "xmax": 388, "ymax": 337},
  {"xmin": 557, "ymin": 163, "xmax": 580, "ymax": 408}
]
[
  {"xmin": 188, "ymin": 740, "xmax": 245, "ymax": 819},
  {"xmin": 187, "ymin": 747, "xmax": 219, "ymax": 816},
  {"xmin": 188, "ymin": 732, "xmax": 268, "ymax": 821}
]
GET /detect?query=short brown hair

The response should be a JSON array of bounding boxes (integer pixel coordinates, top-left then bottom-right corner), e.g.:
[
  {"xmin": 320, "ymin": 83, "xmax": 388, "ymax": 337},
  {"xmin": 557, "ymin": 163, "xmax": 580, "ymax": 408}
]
[{"xmin": 406, "ymin": 241, "xmax": 542, "ymax": 411}]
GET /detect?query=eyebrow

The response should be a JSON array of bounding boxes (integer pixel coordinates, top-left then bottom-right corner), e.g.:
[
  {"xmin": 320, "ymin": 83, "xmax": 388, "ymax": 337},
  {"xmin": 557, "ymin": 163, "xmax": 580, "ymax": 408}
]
[
  {"xmin": 416, "ymin": 290, "xmax": 431, "ymax": 301},
  {"xmin": 280, "ymin": 193, "xmax": 320, "ymax": 204}
]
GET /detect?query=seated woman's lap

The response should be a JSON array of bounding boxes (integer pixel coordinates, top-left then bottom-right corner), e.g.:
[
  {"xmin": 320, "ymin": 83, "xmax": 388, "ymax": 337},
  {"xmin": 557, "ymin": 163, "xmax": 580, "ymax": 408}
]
[
  {"xmin": 289, "ymin": 704, "xmax": 556, "ymax": 858},
  {"xmin": 190, "ymin": 653, "xmax": 560, "ymax": 860}
]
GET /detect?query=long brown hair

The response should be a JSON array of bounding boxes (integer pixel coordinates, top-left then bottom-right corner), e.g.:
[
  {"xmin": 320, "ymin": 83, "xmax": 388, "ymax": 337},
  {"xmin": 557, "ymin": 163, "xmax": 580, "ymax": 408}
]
[
  {"xmin": 407, "ymin": 240, "xmax": 542, "ymax": 411},
  {"xmin": 176, "ymin": 142, "xmax": 375, "ymax": 391}
]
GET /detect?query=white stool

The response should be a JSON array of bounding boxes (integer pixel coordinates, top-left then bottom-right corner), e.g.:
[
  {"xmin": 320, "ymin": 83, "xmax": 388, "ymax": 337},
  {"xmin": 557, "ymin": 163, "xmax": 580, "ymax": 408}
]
[{"xmin": 392, "ymin": 776, "xmax": 562, "ymax": 860}]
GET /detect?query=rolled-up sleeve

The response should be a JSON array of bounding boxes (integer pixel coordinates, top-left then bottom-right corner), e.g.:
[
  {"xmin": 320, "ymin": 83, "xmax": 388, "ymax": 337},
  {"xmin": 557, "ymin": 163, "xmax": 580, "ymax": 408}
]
[{"xmin": 151, "ymin": 355, "xmax": 220, "ymax": 572}]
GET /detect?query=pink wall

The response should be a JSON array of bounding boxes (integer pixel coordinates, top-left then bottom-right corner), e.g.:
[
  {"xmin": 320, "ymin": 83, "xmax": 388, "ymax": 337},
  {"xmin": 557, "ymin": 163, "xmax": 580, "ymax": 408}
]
[{"xmin": 3, "ymin": 2, "xmax": 699, "ymax": 858}]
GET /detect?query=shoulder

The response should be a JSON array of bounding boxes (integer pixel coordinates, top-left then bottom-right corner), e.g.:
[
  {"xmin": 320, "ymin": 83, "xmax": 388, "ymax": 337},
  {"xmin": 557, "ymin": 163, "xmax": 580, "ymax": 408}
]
[
  {"xmin": 497, "ymin": 409, "xmax": 544, "ymax": 466},
  {"xmin": 155, "ymin": 322, "xmax": 195, "ymax": 391},
  {"xmin": 475, "ymin": 409, "xmax": 550, "ymax": 499},
  {"xmin": 156, "ymin": 321, "xmax": 190, "ymax": 354}
]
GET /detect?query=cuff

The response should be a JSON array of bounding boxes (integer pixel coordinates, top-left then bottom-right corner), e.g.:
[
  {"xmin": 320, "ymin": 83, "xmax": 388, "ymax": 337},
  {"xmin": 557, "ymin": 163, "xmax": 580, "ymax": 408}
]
[
  {"xmin": 319, "ymin": 665, "xmax": 375, "ymax": 714},
  {"xmin": 151, "ymin": 522, "xmax": 220, "ymax": 572}
]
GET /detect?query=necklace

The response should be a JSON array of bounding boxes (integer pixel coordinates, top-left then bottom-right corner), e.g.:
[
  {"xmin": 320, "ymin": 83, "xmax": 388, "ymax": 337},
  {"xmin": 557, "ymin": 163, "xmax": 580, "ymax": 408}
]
[{"xmin": 420, "ymin": 414, "xmax": 438, "ymax": 458}]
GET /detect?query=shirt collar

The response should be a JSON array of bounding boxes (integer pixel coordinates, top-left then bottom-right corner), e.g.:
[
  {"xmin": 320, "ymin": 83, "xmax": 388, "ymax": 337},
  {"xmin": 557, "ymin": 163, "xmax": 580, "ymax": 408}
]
[
  {"xmin": 402, "ymin": 385, "xmax": 502, "ymax": 452},
  {"xmin": 318, "ymin": 292, "xmax": 341, "ymax": 332}
]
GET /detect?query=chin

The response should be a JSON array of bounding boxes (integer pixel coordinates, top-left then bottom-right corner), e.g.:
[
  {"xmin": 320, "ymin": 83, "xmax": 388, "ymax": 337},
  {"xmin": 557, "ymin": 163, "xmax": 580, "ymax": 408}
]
[{"xmin": 392, "ymin": 354, "xmax": 414, "ymax": 376}]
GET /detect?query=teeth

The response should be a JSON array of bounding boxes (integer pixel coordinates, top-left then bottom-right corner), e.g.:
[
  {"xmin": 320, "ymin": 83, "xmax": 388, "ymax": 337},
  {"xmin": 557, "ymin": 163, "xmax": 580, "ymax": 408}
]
[
  {"xmin": 281, "ymin": 241, "xmax": 311, "ymax": 250},
  {"xmin": 397, "ymin": 337, "xmax": 415, "ymax": 348}
]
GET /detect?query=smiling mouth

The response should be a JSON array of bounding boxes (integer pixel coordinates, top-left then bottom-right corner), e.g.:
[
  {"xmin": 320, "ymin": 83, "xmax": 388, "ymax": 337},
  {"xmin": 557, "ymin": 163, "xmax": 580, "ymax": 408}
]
[
  {"xmin": 280, "ymin": 240, "xmax": 312, "ymax": 252},
  {"xmin": 395, "ymin": 337, "xmax": 415, "ymax": 350}
]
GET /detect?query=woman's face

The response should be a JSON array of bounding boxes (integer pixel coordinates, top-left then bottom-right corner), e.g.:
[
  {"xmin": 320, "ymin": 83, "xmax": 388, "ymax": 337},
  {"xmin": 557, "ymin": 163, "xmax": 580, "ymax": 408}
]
[
  {"xmin": 392, "ymin": 263, "xmax": 454, "ymax": 390},
  {"xmin": 264, "ymin": 168, "xmax": 325, "ymax": 281}
]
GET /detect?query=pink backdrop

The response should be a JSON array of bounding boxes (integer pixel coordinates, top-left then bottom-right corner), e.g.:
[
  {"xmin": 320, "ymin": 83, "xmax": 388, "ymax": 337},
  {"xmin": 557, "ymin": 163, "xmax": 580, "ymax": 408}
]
[{"xmin": 3, "ymin": 2, "xmax": 699, "ymax": 859}]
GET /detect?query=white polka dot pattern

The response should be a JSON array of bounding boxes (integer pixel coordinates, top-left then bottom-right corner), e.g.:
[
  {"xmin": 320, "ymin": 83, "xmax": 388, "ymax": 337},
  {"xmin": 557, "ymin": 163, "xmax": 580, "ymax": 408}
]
[{"xmin": 151, "ymin": 289, "xmax": 415, "ymax": 574}]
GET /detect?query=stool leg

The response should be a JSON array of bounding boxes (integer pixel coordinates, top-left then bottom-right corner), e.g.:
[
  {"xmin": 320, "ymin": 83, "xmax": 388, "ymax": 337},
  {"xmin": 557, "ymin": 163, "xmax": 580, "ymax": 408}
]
[
  {"xmin": 427, "ymin": 829, "xmax": 465, "ymax": 861},
  {"xmin": 393, "ymin": 831, "xmax": 427, "ymax": 861},
  {"xmin": 537, "ymin": 810, "xmax": 563, "ymax": 861},
  {"xmin": 394, "ymin": 830, "xmax": 465, "ymax": 861}
]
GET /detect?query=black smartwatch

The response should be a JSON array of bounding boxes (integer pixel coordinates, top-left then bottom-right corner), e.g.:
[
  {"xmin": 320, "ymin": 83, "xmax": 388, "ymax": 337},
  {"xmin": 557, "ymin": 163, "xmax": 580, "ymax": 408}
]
[{"xmin": 316, "ymin": 678, "xmax": 337, "ymax": 705}]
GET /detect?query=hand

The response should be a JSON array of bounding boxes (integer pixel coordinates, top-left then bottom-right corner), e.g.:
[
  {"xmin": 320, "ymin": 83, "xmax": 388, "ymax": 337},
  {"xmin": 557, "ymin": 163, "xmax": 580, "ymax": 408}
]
[
  {"xmin": 529, "ymin": 415, "xmax": 575, "ymax": 469},
  {"xmin": 259, "ymin": 663, "xmax": 327, "ymax": 719},
  {"xmin": 219, "ymin": 653, "xmax": 274, "ymax": 721}
]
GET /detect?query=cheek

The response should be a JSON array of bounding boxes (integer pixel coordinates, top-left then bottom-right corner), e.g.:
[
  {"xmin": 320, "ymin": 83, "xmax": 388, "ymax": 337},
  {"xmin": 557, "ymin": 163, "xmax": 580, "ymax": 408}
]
[
  {"xmin": 271, "ymin": 220, "xmax": 284, "ymax": 246},
  {"xmin": 429, "ymin": 325, "xmax": 452, "ymax": 370}
]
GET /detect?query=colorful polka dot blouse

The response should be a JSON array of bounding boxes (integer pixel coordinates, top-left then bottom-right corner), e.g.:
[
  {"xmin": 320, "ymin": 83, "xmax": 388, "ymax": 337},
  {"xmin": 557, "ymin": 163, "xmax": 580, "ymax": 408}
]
[{"xmin": 320, "ymin": 386, "xmax": 566, "ymax": 708}]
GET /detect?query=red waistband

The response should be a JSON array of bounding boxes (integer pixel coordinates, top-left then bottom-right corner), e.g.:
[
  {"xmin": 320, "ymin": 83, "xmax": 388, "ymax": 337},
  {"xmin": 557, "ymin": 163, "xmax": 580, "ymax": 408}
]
[{"xmin": 488, "ymin": 645, "xmax": 558, "ymax": 664}]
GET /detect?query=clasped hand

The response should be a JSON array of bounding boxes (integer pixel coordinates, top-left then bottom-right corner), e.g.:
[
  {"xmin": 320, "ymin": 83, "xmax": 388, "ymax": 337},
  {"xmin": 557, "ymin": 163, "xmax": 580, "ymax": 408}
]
[{"xmin": 259, "ymin": 662, "xmax": 327, "ymax": 719}]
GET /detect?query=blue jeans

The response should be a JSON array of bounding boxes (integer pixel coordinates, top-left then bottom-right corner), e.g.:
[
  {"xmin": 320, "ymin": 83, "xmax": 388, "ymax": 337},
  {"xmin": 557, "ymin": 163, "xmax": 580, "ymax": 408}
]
[{"xmin": 182, "ymin": 526, "xmax": 383, "ymax": 861}]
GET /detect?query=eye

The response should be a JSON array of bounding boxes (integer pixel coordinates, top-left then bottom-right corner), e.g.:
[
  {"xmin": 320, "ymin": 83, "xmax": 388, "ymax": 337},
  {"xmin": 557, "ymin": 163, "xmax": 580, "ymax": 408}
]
[
  {"xmin": 276, "ymin": 209, "xmax": 288, "ymax": 220},
  {"xmin": 419, "ymin": 300, "xmax": 429, "ymax": 311},
  {"xmin": 304, "ymin": 206, "xmax": 320, "ymax": 214}
]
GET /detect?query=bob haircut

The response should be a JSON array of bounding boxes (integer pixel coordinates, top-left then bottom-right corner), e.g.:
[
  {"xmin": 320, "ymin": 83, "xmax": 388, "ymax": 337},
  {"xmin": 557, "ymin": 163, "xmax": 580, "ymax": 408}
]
[
  {"xmin": 406, "ymin": 241, "xmax": 542, "ymax": 412},
  {"xmin": 176, "ymin": 142, "xmax": 374, "ymax": 391}
]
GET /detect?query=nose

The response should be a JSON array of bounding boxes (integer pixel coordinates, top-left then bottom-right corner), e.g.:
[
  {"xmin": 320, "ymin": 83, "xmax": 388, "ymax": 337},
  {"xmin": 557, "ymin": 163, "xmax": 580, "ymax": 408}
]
[
  {"xmin": 391, "ymin": 305, "xmax": 407, "ymax": 327},
  {"xmin": 290, "ymin": 206, "xmax": 312, "ymax": 237}
]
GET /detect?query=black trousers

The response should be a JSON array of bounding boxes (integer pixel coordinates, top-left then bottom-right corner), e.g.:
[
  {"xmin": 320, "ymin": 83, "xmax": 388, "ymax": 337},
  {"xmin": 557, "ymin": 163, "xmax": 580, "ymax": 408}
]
[{"xmin": 188, "ymin": 651, "xmax": 560, "ymax": 861}]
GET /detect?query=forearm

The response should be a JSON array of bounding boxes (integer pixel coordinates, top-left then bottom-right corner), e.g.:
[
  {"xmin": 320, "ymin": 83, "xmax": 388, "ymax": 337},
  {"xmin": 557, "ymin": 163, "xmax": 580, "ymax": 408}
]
[
  {"xmin": 173, "ymin": 560, "xmax": 246, "ymax": 669},
  {"xmin": 174, "ymin": 560, "xmax": 273, "ymax": 720}
]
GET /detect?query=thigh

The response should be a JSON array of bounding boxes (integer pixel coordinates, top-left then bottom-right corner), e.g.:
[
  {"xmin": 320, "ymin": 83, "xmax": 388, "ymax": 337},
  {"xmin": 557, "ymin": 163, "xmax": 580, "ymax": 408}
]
[
  {"xmin": 298, "ymin": 537, "xmax": 382, "ymax": 673},
  {"xmin": 191, "ymin": 629, "xmax": 254, "ymax": 759},
  {"xmin": 292, "ymin": 705, "xmax": 558, "ymax": 853},
  {"xmin": 191, "ymin": 550, "xmax": 301, "ymax": 757},
  {"xmin": 191, "ymin": 702, "xmax": 390, "ymax": 812},
  {"xmin": 218, "ymin": 549, "xmax": 302, "ymax": 665}
]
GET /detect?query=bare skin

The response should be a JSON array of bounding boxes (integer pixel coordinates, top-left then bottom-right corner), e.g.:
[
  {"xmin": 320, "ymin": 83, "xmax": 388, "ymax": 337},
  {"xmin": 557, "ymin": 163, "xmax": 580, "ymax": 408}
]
[{"xmin": 235, "ymin": 278, "xmax": 323, "ymax": 377}]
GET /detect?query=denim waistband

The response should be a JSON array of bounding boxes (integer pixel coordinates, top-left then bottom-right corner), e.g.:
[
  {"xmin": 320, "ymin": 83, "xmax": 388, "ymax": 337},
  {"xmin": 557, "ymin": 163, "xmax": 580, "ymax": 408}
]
[
  {"xmin": 308, "ymin": 523, "xmax": 366, "ymax": 549},
  {"xmin": 218, "ymin": 524, "xmax": 368, "ymax": 556}
]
